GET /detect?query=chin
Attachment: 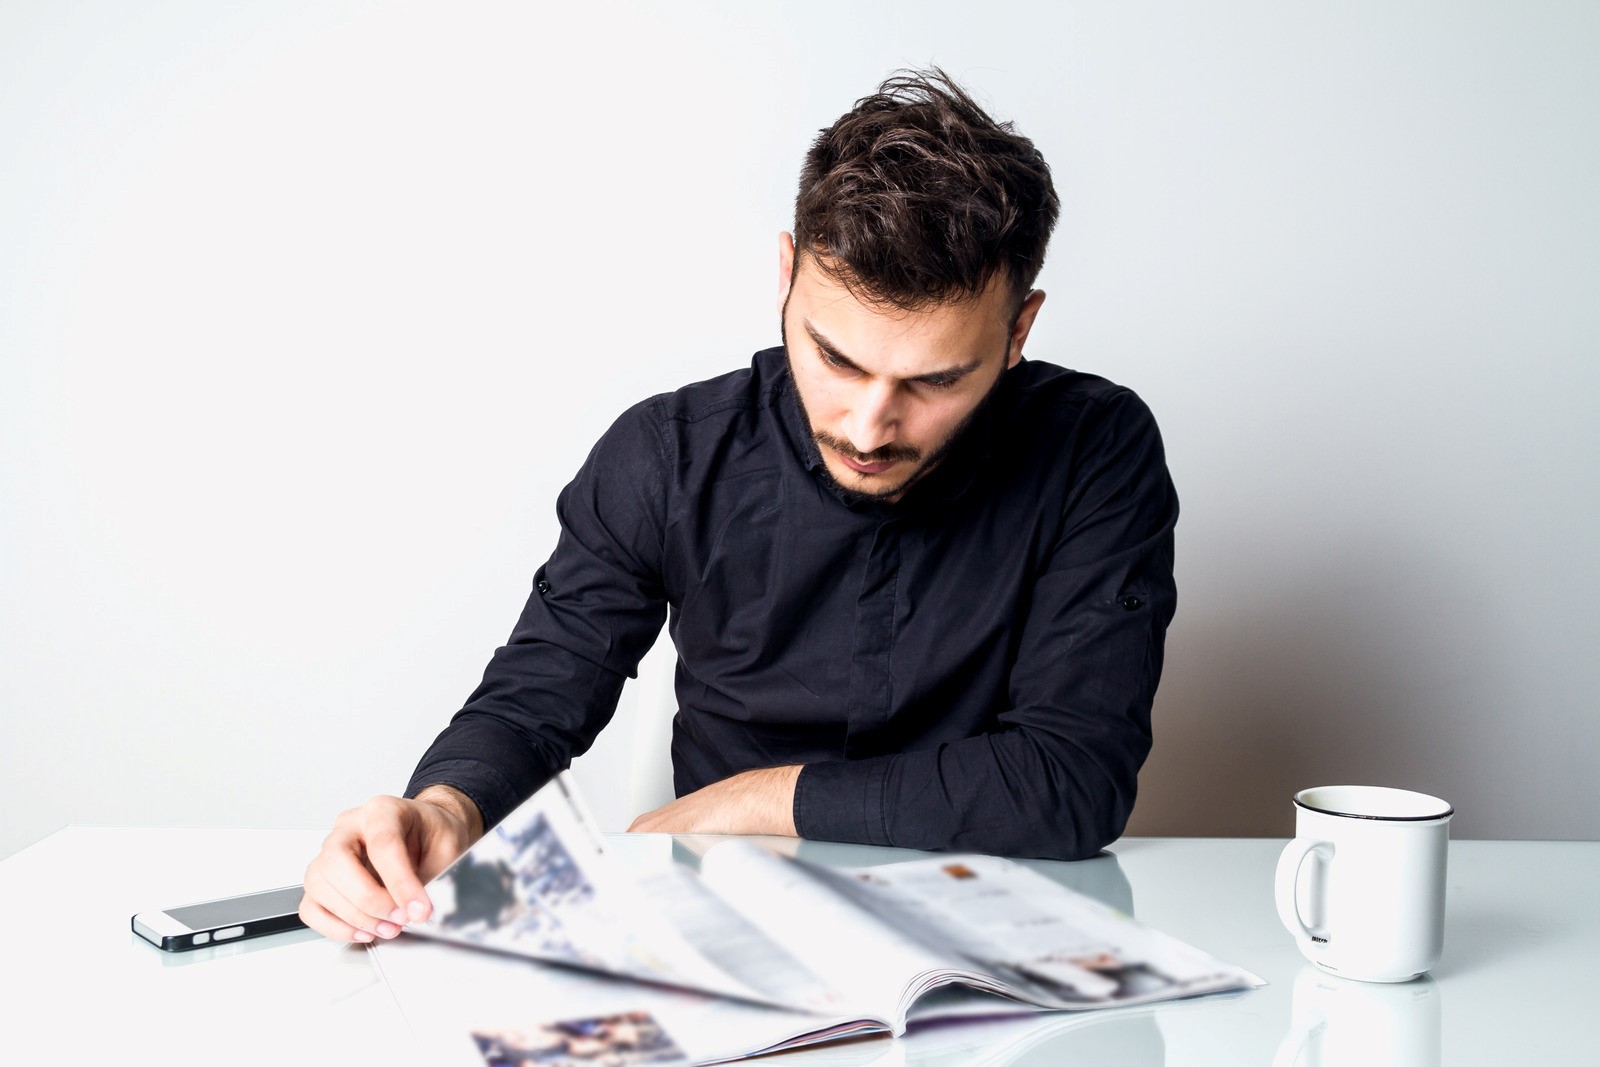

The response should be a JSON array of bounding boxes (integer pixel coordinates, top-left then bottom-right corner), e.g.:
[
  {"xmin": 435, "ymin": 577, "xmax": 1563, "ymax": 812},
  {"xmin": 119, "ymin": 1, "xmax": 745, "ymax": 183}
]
[{"xmin": 827, "ymin": 463, "xmax": 921, "ymax": 502}]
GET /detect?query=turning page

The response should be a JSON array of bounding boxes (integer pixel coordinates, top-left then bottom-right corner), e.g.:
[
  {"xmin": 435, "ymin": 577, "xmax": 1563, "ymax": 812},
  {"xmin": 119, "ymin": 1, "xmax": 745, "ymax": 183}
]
[
  {"xmin": 697, "ymin": 839, "xmax": 956, "ymax": 1025},
  {"xmin": 408, "ymin": 774, "xmax": 773, "ymax": 1005},
  {"xmin": 632, "ymin": 862, "xmax": 849, "ymax": 1015}
]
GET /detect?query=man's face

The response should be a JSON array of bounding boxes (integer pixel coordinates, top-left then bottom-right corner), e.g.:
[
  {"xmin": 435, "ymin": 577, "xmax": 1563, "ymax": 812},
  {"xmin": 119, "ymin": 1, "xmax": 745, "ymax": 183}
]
[{"xmin": 777, "ymin": 233, "xmax": 1045, "ymax": 502}]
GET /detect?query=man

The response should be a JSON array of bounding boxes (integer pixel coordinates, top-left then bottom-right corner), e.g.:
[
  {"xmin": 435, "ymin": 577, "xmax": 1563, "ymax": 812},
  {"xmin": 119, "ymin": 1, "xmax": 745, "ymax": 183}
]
[{"xmin": 300, "ymin": 68, "xmax": 1177, "ymax": 944}]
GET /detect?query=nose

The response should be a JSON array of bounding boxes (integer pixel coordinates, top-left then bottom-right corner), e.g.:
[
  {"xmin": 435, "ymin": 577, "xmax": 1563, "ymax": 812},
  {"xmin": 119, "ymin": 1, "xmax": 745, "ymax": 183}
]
[{"xmin": 841, "ymin": 379, "xmax": 900, "ymax": 456}]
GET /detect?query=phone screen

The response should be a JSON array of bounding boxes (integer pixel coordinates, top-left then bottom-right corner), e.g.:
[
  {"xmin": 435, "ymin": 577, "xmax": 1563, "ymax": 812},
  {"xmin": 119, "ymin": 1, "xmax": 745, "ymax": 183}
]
[{"xmin": 165, "ymin": 886, "xmax": 304, "ymax": 929}]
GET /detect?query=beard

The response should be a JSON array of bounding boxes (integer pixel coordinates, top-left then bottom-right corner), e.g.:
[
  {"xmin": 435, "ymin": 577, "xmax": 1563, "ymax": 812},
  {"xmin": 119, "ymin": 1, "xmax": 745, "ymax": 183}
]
[{"xmin": 780, "ymin": 305, "xmax": 1010, "ymax": 505}]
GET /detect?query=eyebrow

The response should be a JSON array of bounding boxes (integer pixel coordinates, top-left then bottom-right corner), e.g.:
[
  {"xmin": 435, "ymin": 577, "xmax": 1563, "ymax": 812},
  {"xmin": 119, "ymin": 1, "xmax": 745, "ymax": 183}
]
[{"xmin": 803, "ymin": 320, "xmax": 986, "ymax": 387}]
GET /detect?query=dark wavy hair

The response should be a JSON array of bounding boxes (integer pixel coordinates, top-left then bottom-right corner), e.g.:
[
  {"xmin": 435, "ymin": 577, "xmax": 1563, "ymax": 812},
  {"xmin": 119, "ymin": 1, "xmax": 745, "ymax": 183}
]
[{"xmin": 793, "ymin": 67, "xmax": 1060, "ymax": 318}]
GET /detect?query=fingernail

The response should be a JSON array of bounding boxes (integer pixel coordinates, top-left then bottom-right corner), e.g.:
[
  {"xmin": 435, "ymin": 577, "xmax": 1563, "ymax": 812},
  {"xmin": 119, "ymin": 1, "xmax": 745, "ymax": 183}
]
[
  {"xmin": 407, "ymin": 901, "xmax": 427, "ymax": 922},
  {"xmin": 388, "ymin": 907, "xmax": 407, "ymax": 924},
  {"xmin": 377, "ymin": 921, "xmax": 401, "ymax": 938},
  {"xmin": 353, "ymin": 931, "xmax": 374, "ymax": 942}
]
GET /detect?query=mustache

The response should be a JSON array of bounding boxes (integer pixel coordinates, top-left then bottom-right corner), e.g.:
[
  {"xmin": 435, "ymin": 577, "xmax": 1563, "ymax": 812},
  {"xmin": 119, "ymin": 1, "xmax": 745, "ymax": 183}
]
[{"xmin": 812, "ymin": 430, "xmax": 921, "ymax": 465}]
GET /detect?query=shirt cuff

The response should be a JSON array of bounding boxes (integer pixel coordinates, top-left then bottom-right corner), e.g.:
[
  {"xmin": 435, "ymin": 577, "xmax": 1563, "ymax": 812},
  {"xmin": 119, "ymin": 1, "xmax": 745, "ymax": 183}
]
[
  {"xmin": 792, "ymin": 757, "xmax": 893, "ymax": 846},
  {"xmin": 404, "ymin": 757, "xmax": 525, "ymax": 834}
]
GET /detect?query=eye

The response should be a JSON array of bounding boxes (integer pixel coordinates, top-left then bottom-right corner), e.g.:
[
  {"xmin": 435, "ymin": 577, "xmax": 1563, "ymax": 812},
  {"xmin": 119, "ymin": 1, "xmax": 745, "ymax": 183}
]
[{"xmin": 818, "ymin": 349, "xmax": 857, "ymax": 375}]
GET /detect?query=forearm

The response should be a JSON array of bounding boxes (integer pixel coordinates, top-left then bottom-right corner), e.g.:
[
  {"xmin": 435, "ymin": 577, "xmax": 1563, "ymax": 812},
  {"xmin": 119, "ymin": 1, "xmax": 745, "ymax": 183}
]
[
  {"xmin": 406, "ymin": 651, "xmax": 631, "ymax": 831},
  {"xmin": 726, "ymin": 764, "xmax": 803, "ymax": 835},
  {"xmin": 795, "ymin": 725, "xmax": 1145, "ymax": 861},
  {"xmin": 797, "ymin": 529, "xmax": 1171, "ymax": 860},
  {"xmin": 406, "ymin": 719, "xmax": 561, "ymax": 835},
  {"xmin": 629, "ymin": 765, "xmax": 802, "ymax": 835}
]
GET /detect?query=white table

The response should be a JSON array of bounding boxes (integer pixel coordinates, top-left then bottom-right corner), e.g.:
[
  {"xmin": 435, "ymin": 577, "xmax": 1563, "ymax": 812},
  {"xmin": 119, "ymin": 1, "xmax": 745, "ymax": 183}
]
[{"xmin": 1, "ymin": 827, "xmax": 1592, "ymax": 1065}]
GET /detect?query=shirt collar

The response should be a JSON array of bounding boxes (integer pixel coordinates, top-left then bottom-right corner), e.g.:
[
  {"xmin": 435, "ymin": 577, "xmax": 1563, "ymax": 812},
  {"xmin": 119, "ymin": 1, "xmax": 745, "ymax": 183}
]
[{"xmin": 770, "ymin": 348, "xmax": 826, "ymax": 474}]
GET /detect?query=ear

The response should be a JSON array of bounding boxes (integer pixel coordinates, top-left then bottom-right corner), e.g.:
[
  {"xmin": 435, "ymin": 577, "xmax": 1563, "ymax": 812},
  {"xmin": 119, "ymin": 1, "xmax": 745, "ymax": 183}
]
[
  {"xmin": 1006, "ymin": 290, "xmax": 1047, "ymax": 369},
  {"xmin": 777, "ymin": 232, "xmax": 796, "ymax": 314}
]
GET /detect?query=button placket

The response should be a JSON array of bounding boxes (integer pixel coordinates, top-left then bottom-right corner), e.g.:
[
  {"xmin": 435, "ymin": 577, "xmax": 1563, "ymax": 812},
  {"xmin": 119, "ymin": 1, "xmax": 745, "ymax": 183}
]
[{"xmin": 844, "ymin": 520, "xmax": 900, "ymax": 758}]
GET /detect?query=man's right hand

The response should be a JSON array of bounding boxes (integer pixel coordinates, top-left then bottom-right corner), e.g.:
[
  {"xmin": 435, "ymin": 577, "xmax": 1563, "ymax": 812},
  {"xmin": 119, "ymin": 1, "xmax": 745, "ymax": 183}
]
[{"xmin": 300, "ymin": 785, "xmax": 484, "ymax": 942}]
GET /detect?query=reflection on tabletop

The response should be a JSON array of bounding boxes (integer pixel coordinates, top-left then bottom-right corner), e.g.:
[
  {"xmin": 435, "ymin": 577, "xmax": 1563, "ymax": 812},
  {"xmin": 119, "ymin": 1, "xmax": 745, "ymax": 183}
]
[
  {"xmin": 1274, "ymin": 966, "xmax": 1441, "ymax": 1067},
  {"xmin": 133, "ymin": 924, "xmax": 325, "ymax": 968},
  {"xmin": 879, "ymin": 1004, "xmax": 1166, "ymax": 1067}
]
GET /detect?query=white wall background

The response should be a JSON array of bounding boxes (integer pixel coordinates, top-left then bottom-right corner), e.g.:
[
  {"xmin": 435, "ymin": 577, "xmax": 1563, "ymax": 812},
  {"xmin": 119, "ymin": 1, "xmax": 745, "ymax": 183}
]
[{"xmin": 3, "ymin": 1, "xmax": 1596, "ymax": 861}]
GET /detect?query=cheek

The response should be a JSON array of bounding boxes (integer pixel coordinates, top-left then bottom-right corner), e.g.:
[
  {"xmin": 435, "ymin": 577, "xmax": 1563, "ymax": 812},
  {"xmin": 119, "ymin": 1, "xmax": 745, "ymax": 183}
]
[
  {"xmin": 911, "ymin": 395, "xmax": 973, "ymax": 442},
  {"xmin": 799, "ymin": 374, "xmax": 851, "ymax": 425}
]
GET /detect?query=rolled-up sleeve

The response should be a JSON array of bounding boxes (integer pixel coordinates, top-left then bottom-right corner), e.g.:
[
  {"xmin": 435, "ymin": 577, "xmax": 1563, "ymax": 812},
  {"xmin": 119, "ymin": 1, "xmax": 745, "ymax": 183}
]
[
  {"xmin": 794, "ymin": 389, "xmax": 1178, "ymax": 860},
  {"xmin": 404, "ymin": 400, "xmax": 670, "ymax": 830}
]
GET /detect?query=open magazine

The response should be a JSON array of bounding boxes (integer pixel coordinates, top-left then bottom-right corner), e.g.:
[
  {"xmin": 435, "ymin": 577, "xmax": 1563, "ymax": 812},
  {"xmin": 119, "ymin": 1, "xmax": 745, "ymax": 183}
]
[{"xmin": 371, "ymin": 773, "xmax": 1259, "ymax": 1066}]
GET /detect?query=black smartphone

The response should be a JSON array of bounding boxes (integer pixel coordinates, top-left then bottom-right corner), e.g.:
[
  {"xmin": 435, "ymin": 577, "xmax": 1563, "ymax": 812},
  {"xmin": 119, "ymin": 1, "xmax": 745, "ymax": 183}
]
[{"xmin": 132, "ymin": 885, "xmax": 307, "ymax": 951}]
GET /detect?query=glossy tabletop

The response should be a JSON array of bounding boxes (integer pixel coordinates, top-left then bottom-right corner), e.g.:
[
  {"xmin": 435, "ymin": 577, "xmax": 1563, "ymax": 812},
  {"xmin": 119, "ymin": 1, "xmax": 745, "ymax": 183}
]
[{"xmin": 1, "ymin": 827, "xmax": 1592, "ymax": 1065}]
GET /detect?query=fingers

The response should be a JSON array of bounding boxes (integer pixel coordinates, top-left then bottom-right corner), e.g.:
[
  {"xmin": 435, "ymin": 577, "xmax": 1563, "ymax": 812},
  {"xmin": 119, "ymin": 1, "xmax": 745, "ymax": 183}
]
[
  {"xmin": 362, "ymin": 802, "xmax": 434, "ymax": 924},
  {"xmin": 302, "ymin": 797, "xmax": 431, "ymax": 942},
  {"xmin": 299, "ymin": 893, "xmax": 373, "ymax": 943},
  {"xmin": 305, "ymin": 846, "xmax": 405, "ymax": 940}
]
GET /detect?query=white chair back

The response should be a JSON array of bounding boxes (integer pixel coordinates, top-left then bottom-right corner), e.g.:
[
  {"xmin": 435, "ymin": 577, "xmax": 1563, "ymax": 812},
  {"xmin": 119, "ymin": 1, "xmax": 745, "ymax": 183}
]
[{"xmin": 567, "ymin": 633, "xmax": 678, "ymax": 831}]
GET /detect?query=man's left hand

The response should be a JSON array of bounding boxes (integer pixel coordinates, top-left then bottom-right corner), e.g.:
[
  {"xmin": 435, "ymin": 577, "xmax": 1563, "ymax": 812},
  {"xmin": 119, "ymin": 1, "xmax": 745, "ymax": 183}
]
[{"xmin": 627, "ymin": 765, "xmax": 802, "ymax": 836}]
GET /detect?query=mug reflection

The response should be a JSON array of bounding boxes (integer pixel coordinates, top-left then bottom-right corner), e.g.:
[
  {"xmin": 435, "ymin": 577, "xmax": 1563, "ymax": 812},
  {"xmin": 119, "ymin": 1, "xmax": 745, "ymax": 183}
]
[{"xmin": 1274, "ymin": 965, "xmax": 1442, "ymax": 1067}]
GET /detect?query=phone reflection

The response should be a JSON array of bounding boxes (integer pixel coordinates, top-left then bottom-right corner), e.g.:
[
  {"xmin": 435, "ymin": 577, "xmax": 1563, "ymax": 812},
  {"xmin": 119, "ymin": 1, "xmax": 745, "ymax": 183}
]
[
  {"xmin": 131, "ymin": 924, "xmax": 324, "ymax": 968},
  {"xmin": 1273, "ymin": 966, "xmax": 1442, "ymax": 1067}
]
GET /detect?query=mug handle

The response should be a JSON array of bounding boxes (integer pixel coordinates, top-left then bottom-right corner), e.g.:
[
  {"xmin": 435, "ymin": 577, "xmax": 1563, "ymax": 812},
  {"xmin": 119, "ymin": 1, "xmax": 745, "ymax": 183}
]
[
  {"xmin": 1271, "ymin": 1017, "xmax": 1326, "ymax": 1067},
  {"xmin": 1275, "ymin": 837, "xmax": 1333, "ymax": 940}
]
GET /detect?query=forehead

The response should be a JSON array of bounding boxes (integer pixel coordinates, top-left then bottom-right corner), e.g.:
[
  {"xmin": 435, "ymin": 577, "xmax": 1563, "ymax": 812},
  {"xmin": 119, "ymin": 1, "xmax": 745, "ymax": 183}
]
[{"xmin": 788, "ymin": 256, "xmax": 1012, "ymax": 376}]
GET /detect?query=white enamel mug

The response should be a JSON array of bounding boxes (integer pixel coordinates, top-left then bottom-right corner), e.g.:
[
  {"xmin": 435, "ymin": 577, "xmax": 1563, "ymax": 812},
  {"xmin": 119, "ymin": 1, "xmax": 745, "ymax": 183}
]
[{"xmin": 1274, "ymin": 785, "xmax": 1453, "ymax": 983}]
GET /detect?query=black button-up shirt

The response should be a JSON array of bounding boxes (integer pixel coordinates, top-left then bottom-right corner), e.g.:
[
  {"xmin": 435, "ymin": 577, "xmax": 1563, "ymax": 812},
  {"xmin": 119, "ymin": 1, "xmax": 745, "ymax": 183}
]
[{"xmin": 406, "ymin": 346, "xmax": 1177, "ymax": 860}]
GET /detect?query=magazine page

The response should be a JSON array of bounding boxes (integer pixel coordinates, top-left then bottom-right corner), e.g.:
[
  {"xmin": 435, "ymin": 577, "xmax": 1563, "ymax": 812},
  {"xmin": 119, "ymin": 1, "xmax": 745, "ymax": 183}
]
[
  {"xmin": 697, "ymin": 840, "xmax": 956, "ymax": 1026},
  {"xmin": 635, "ymin": 863, "xmax": 856, "ymax": 1017},
  {"xmin": 371, "ymin": 934, "xmax": 893, "ymax": 1067},
  {"xmin": 810, "ymin": 854, "xmax": 1261, "ymax": 1008},
  {"xmin": 407, "ymin": 773, "xmax": 773, "ymax": 1005}
]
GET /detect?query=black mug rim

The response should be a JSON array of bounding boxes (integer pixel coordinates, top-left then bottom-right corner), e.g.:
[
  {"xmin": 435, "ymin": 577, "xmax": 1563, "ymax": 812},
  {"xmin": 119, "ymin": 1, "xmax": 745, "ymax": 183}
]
[{"xmin": 1293, "ymin": 786, "xmax": 1454, "ymax": 822}]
